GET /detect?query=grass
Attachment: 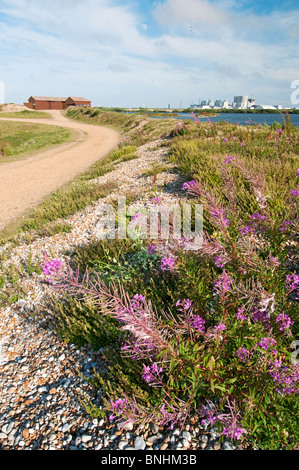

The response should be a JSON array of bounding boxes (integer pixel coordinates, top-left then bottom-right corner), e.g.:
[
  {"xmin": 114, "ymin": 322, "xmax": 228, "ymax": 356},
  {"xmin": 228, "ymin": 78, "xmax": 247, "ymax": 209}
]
[
  {"xmin": 168, "ymin": 118, "xmax": 299, "ymax": 222},
  {"xmin": 0, "ymin": 121, "xmax": 73, "ymax": 162},
  {"xmin": 65, "ymin": 107, "xmax": 176, "ymax": 145},
  {"xmin": 0, "ymin": 109, "xmax": 49, "ymax": 119}
]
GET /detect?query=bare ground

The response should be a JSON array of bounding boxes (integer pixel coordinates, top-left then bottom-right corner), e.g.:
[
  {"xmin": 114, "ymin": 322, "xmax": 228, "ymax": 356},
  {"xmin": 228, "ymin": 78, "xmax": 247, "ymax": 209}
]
[{"xmin": 0, "ymin": 110, "xmax": 120, "ymax": 231}]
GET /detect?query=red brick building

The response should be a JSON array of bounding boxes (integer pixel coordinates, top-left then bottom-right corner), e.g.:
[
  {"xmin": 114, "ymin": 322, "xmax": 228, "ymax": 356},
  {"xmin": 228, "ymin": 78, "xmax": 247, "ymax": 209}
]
[{"xmin": 24, "ymin": 96, "xmax": 91, "ymax": 110}]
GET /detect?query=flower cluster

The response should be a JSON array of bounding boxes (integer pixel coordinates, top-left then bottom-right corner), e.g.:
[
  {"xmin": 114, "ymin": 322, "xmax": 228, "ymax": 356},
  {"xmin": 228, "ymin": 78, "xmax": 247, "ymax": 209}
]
[
  {"xmin": 201, "ymin": 400, "xmax": 247, "ymax": 441},
  {"xmin": 275, "ymin": 312, "xmax": 294, "ymax": 332},
  {"xmin": 147, "ymin": 244, "xmax": 158, "ymax": 255},
  {"xmin": 235, "ymin": 305, "xmax": 248, "ymax": 321},
  {"xmin": 209, "ymin": 207, "xmax": 230, "ymax": 228},
  {"xmin": 142, "ymin": 363, "xmax": 163, "ymax": 385},
  {"xmin": 257, "ymin": 337, "xmax": 277, "ymax": 351},
  {"xmin": 279, "ymin": 220, "xmax": 292, "ymax": 232},
  {"xmin": 238, "ymin": 225, "xmax": 255, "ymax": 236},
  {"xmin": 160, "ymin": 256, "xmax": 175, "ymax": 271},
  {"xmin": 41, "ymin": 255, "xmax": 63, "ymax": 283},
  {"xmin": 181, "ymin": 180, "xmax": 195, "ymax": 191},
  {"xmin": 235, "ymin": 347, "xmax": 250, "ymax": 362},
  {"xmin": 224, "ymin": 155, "xmax": 235, "ymax": 164},
  {"xmin": 249, "ymin": 212, "xmax": 267, "ymax": 221},
  {"xmin": 214, "ymin": 270, "xmax": 234, "ymax": 295},
  {"xmin": 286, "ymin": 273, "xmax": 299, "ymax": 299},
  {"xmin": 176, "ymin": 298, "xmax": 192, "ymax": 311},
  {"xmin": 268, "ymin": 361, "xmax": 299, "ymax": 395},
  {"xmin": 189, "ymin": 315, "xmax": 205, "ymax": 333}
]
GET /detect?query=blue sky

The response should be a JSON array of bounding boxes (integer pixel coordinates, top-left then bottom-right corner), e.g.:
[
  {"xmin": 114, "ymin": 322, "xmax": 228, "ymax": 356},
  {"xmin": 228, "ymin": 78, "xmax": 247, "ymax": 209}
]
[{"xmin": 0, "ymin": 0, "xmax": 298, "ymax": 108}]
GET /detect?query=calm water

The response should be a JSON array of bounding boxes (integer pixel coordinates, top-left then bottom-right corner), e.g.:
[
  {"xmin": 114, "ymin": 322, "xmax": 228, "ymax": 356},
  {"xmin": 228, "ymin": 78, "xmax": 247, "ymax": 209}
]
[{"xmin": 177, "ymin": 112, "xmax": 299, "ymax": 128}]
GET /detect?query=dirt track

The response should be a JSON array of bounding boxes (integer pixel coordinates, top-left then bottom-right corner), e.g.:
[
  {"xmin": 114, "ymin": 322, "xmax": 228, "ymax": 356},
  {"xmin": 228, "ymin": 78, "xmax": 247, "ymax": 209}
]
[{"xmin": 0, "ymin": 110, "xmax": 120, "ymax": 231}]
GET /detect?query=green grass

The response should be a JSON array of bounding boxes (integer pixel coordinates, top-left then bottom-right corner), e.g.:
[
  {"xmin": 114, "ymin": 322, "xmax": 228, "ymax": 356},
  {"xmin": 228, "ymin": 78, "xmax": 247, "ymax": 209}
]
[
  {"xmin": 0, "ymin": 109, "xmax": 49, "ymax": 119},
  {"xmin": 65, "ymin": 107, "xmax": 176, "ymax": 145},
  {"xmin": 0, "ymin": 121, "xmax": 73, "ymax": 162}
]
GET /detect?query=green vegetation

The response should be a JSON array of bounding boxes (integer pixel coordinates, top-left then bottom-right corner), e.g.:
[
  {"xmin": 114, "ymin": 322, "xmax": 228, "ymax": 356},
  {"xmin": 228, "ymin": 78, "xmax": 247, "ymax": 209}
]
[
  {"xmin": 0, "ymin": 109, "xmax": 49, "ymax": 119},
  {"xmin": 0, "ymin": 121, "xmax": 73, "ymax": 162},
  {"xmin": 65, "ymin": 107, "xmax": 176, "ymax": 145}
]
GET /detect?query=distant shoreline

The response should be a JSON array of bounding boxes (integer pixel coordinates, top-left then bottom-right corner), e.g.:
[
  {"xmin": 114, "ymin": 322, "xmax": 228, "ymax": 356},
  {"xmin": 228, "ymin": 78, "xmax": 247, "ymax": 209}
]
[{"xmin": 124, "ymin": 107, "xmax": 299, "ymax": 116}]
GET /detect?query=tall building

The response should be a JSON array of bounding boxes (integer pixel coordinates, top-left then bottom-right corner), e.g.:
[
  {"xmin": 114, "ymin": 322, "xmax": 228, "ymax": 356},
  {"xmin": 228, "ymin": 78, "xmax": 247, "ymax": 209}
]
[{"xmin": 233, "ymin": 96, "xmax": 248, "ymax": 109}]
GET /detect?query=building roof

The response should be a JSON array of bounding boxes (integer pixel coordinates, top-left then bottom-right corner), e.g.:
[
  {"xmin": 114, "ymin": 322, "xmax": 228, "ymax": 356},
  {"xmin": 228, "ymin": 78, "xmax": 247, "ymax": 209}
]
[
  {"xmin": 30, "ymin": 96, "xmax": 67, "ymax": 102},
  {"xmin": 68, "ymin": 97, "xmax": 91, "ymax": 102},
  {"xmin": 30, "ymin": 96, "xmax": 91, "ymax": 103}
]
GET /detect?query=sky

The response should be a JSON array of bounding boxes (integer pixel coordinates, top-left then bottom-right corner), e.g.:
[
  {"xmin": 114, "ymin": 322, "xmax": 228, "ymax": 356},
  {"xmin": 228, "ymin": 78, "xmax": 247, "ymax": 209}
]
[{"xmin": 0, "ymin": 0, "xmax": 299, "ymax": 108}]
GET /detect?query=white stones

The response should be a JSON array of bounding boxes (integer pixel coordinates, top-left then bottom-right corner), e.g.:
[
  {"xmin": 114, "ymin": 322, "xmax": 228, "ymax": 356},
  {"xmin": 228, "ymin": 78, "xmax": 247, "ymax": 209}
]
[
  {"xmin": 118, "ymin": 440, "xmax": 129, "ymax": 450},
  {"xmin": 223, "ymin": 440, "xmax": 236, "ymax": 450},
  {"xmin": 134, "ymin": 436, "xmax": 146, "ymax": 450},
  {"xmin": 182, "ymin": 430, "xmax": 192, "ymax": 442}
]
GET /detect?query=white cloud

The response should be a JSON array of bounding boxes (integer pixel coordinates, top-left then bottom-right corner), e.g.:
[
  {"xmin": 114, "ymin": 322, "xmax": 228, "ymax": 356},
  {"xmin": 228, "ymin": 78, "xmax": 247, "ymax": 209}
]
[
  {"xmin": 0, "ymin": 0, "xmax": 298, "ymax": 107},
  {"xmin": 153, "ymin": 0, "xmax": 227, "ymax": 26}
]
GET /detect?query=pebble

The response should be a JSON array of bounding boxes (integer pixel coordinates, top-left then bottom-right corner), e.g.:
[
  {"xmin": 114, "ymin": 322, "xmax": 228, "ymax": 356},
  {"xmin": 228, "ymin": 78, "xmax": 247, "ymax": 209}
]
[{"xmin": 134, "ymin": 436, "xmax": 146, "ymax": 450}]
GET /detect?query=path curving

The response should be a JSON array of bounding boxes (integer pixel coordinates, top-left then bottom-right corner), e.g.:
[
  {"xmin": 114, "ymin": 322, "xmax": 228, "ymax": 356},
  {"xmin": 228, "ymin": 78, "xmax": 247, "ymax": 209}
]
[{"xmin": 0, "ymin": 110, "xmax": 120, "ymax": 231}]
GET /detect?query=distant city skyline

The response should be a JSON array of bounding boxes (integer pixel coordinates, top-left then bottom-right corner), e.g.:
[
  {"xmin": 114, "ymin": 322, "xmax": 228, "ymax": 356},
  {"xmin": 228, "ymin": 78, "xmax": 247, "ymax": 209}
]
[{"xmin": 0, "ymin": 0, "xmax": 299, "ymax": 108}]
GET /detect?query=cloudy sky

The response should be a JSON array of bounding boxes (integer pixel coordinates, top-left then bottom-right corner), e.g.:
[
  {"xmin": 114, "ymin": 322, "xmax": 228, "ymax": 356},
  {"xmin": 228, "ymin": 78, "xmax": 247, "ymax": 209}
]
[{"xmin": 0, "ymin": 0, "xmax": 298, "ymax": 108}]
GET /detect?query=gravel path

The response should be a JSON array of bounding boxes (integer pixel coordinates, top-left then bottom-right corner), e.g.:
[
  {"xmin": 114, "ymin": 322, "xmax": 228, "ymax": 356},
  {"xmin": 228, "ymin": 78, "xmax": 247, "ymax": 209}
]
[
  {"xmin": 0, "ymin": 137, "xmax": 238, "ymax": 451},
  {"xmin": 0, "ymin": 110, "xmax": 120, "ymax": 231}
]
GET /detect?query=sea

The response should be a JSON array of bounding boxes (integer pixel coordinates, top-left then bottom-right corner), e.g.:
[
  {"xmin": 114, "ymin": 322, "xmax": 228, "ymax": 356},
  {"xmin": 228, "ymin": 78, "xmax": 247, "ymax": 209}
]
[{"xmin": 151, "ymin": 112, "xmax": 299, "ymax": 128}]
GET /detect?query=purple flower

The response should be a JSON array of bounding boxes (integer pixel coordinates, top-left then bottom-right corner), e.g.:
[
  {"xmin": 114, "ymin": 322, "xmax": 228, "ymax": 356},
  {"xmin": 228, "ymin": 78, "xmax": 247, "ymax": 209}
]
[
  {"xmin": 266, "ymin": 255, "xmax": 280, "ymax": 267},
  {"xmin": 209, "ymin": 208, "xmax": 230, "ymax": 228},
  {"xmin": 279, "ymin": 220, "xmax": 292, "ymax": 232},
  {"xmin": 275, "ymin": 313, "xmax": 294, "ymax": 331},
  {"xmin": 223, "ymin": 138, "xmax": 228, "ymax": 142},
  {"xmin": 236, "ymin": 305, "xmax": 247, "ymax": 321},
  {"xmin": 150, "ymin": 196, "xmax": 161, "ymax": 203},
  {"xmin": 189, "ymin": 315, "xmax": 205, "ymax": 333},
  {"xmin": 142, "ymin": 363, "xmax": 163, "ymax": 384},
  {"xmin": 147, "ymin": 244, "xmax": 158, "ymax": 255},
  {"xmin": 214, "ymin": 270, "xmax": 234, "ymax": 294},
  {"xmin": 286, "ymin": 273, "xmax": 299, "ymax": 298},
  {"xmin": 297, "ymin": 169, "xmax": 299, "ymax": 177},
  {"xmin": 160, "ymin": 257, "xmax": 175, "ymax": 271},
  {"xmin": 249, "ymin": 212, "xmax": 267, "ymax": 221},
  {"xmin": 214, "ymin": 321, "xmax": 226, "ymax": 333},
  {"xmin": 238, "ymin": 225, "xmax": 255, "ymax": 235},
  {"xmin": 251, "ymin": 308, "xmax": 271, "ymax": 329},
  {"xmin": 131, "ymin": 294, "xmax": 146, "ymax": 304},
  {"xmin": 176, "ymin": 298, "xmax": 192, "ymax": 310},
  {"xmin": 214, "ymin": 256, "xmax": 225, "ymax": 268},
  {"xmin": 240, "ymin": 142, "xmax": 244, "ymax": 146},
  {"xmin": 182, "ymin": 180, "xmax": 195, "ymax": 191},
  {"xmin": 235, "ymin": 347, "xmax": 250, "ymax": 362},
  {"xmin": 222, "ymin": 426, "xmax": 247, "ymax": 441},
  {"xmin": 290, "ymin": 190, "xmax": 299, "ymax": 196},
  {"xmin": 257, "ymin": 337, "xmax": 277, "ymax": 351},
  {"xmin": 109, "ymin": 397, "xmax": 127, "ymax": 422},
  {"xmin": 42, "ymin": 258, "xmax": 63, "ymax": 283},
  {"xmin": 224, "ymin": 155, "xmax": 235, "ymax": 164},
  {"xmin": 268, "ymin": 361, "xmax": 299, "ymax": 395}
]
